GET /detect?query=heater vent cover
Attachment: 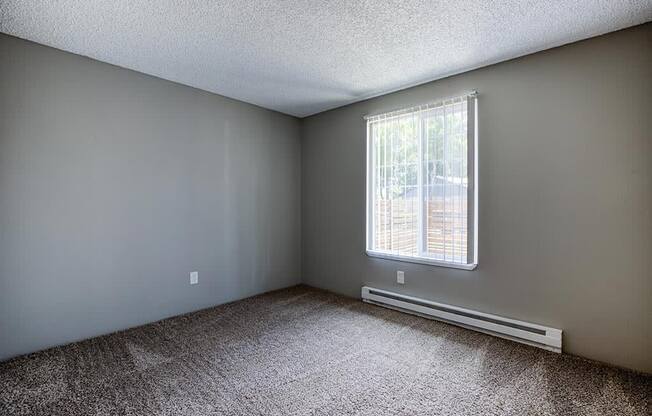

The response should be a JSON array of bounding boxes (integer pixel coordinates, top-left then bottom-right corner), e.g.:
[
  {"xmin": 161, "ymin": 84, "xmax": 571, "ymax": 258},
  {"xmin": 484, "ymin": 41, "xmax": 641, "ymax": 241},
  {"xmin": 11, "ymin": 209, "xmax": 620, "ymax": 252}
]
[{"xmin": 361, "ymin": 286, "xmax": 562, "ymax": 352}]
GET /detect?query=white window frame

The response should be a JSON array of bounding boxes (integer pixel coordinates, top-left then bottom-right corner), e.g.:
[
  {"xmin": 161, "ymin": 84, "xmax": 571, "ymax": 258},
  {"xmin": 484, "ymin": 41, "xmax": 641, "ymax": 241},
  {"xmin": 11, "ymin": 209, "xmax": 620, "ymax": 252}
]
[{"xmin": 365, "ymin": 92, "xmax": 478, "ymax": 270}]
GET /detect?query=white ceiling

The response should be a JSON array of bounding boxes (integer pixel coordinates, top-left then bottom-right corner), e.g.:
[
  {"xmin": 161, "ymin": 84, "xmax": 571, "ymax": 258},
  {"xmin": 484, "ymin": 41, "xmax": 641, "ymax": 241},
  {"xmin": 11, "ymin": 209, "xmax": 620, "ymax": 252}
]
[{"xmin": 1, "ymin": 1, "xmax": 650, "ymax": 117}]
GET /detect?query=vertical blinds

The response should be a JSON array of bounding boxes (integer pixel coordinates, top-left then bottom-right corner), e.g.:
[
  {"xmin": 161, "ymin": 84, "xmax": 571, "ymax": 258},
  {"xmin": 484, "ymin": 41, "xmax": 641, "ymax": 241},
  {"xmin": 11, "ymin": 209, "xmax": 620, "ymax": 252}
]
[{"xmin": 366, "ymin": 93, "xmax": 476, "ymax": 266}]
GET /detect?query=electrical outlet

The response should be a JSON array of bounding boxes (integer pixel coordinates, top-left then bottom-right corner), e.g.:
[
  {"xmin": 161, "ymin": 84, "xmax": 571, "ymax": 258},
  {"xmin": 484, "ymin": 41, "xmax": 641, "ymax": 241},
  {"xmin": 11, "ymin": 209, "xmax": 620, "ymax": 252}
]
[
  {"xmin": 397, "ymin": 271, "xmax": 405, "ymax": 284},
  {"xmin": 190, "ymin": 271, "xmax": 198, "ymax": 285}
]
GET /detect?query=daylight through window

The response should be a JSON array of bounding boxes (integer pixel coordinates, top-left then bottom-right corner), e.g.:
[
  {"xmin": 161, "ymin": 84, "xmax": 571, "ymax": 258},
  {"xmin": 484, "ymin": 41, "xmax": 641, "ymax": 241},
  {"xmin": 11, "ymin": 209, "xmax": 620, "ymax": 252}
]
[{"xmin": 365, "ymin": 93, "xmax": 477, "ymax": 269}]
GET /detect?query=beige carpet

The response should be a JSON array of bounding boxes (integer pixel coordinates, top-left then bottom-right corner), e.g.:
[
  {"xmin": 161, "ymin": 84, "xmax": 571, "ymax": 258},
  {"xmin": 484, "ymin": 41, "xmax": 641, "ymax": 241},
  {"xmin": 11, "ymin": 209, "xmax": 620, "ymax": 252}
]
[{"xmin": 1, "ymin": 285, "xmax": 650, "ymax": 415}]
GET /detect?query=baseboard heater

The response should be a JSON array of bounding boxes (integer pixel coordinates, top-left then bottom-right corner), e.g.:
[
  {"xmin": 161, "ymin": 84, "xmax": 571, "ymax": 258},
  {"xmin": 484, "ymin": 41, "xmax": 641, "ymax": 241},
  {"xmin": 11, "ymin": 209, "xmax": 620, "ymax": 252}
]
[{"xmin": 361, "ymin": 286, "xmax": 562, "ymax": 353}]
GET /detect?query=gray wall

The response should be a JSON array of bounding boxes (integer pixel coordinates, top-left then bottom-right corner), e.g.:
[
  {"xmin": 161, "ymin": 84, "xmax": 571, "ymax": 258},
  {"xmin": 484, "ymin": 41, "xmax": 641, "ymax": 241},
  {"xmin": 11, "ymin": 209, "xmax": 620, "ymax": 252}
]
[
  {"xmin": 301, "ymin": 24, "xmax": 651, "ymax": 373},
  {"xmin": 0, "ymin": 34, "xmax": 301, "ymax": 361}
]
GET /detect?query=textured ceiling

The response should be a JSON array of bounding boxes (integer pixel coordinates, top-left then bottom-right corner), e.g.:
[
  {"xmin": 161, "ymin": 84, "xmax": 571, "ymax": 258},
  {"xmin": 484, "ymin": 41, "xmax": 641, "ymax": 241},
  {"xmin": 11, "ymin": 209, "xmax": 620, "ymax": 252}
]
[{"xmin": 1, "ymin": 1, "xmax": 650, "ymax": 117}]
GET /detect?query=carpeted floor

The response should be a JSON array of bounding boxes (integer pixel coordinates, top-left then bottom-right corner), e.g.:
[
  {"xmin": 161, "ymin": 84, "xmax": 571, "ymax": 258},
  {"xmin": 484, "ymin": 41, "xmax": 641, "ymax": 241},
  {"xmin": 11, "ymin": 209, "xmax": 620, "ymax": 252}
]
[{"xmin": 1, "ymin": 285, "xmax": 650, "ymax": 415}]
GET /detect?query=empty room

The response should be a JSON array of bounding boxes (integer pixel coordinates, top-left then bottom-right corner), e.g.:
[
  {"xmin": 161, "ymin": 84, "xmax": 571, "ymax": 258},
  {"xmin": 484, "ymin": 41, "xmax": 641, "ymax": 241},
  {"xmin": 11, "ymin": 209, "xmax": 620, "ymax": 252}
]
[{"xmin": 1, "ymin": 1, "xmax": 650, "ymax": 415}]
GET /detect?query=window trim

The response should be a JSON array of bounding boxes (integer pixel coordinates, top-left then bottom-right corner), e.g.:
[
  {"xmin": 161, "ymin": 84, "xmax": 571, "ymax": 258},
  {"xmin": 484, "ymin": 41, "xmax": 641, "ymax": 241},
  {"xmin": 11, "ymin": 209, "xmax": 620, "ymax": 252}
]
[
  {"xmin": 365, "ymin": 249, "xmax": 478, "ymax": 270},
  {"xmin": 364, "ymin": 92, "xmax": 478, "ymax": 270}
]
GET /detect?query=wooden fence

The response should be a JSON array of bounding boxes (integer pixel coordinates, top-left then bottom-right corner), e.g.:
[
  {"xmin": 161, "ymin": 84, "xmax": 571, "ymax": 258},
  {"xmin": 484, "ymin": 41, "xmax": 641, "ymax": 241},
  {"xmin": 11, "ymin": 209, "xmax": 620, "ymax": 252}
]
[{"xmin": 374, "ymin": 198, "xmax": 467, "ymax": 261}]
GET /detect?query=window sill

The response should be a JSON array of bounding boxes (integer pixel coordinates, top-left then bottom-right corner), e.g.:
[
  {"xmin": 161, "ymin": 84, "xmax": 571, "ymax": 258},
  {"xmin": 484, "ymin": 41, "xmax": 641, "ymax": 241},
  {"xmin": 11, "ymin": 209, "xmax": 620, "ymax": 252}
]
[{"xmin": 365, "ymin": 250, "xmax": 477, "ymax": 270}]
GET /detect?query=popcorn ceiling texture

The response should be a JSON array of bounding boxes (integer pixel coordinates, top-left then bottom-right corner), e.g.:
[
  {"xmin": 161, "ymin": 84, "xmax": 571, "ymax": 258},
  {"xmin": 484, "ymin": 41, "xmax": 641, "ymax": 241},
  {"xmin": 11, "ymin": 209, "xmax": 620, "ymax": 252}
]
[
  {"xmin": 1, "ymin": 286, "xmax": 650, "ymax": 415},
  {"xmin": 0, "ymin": 1, "xmax": 650, "ymax": 117}
]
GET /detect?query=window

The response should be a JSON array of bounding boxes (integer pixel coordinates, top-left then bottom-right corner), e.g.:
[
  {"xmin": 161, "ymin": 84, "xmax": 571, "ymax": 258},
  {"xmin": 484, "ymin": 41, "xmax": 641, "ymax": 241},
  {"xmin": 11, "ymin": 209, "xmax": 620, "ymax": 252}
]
[{"xmin": 365, "ymin": 92, "xmax": 477, "ymax": 269}]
